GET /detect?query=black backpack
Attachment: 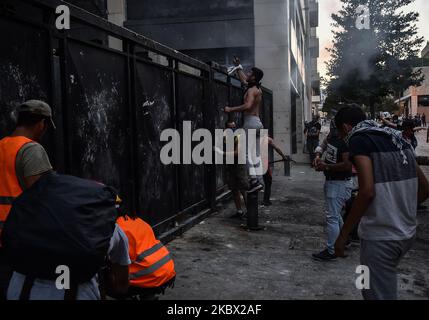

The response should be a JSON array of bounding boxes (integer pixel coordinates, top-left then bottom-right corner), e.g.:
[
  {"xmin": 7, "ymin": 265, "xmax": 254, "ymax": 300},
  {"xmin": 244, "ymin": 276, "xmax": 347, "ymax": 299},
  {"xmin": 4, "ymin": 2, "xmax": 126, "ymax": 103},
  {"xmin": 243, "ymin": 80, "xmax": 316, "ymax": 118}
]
[{"xmin": 1, "ymin": 172, "xmax": 118, "ymax": 285}]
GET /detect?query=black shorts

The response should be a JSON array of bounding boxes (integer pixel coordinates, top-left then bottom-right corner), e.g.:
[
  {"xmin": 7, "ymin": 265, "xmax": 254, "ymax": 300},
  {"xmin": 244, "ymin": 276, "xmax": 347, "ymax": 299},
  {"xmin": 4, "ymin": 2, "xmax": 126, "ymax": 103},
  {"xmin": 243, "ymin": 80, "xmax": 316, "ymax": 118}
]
[{"xmin": 226, "ymin": 164, "xmax": 249, "ymax": 191}]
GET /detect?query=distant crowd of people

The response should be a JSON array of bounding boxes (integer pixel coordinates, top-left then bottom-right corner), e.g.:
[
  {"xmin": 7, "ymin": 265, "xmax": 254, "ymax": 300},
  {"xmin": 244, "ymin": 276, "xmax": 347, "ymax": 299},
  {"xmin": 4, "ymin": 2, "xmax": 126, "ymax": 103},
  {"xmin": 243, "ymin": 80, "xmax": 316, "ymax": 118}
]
[
  {"xmin": 377, "ymin": 113, "xmax": 428, "ymax": 149},
  {"xmin": 305, "ymin": 106, "xmax": 429, "ymax": 300}
]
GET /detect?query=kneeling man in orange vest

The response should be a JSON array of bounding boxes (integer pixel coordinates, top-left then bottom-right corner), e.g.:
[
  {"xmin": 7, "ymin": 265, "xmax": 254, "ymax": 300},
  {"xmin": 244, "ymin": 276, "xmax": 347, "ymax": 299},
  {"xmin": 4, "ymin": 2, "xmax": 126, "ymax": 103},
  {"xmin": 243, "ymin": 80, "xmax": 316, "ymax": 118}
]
[{"xmin": 116, "ymin": 212, "xmax": 176, "ymax": 300}]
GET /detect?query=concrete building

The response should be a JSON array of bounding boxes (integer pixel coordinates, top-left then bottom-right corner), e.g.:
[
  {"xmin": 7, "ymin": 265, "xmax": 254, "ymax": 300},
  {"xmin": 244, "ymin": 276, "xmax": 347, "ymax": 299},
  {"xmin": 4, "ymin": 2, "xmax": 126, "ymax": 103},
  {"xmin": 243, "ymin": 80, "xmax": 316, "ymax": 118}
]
[
  {"xmin": 124, "ymin": 1, "xmax": 256, "ymax": 69},
  {"xmin": 309, "ymin": 0, "xmax": 322, "ymax": 118},
  {"xmin": 253, "ymin": 0, "xmax": 319, "ymax": 159},
  {"xmin": 66, "ymin": 0, "xmax": 320, "ymax": 161},
  {"xmin": 398, "ymin": 42, "xmax": 429, "ymax": 117}
]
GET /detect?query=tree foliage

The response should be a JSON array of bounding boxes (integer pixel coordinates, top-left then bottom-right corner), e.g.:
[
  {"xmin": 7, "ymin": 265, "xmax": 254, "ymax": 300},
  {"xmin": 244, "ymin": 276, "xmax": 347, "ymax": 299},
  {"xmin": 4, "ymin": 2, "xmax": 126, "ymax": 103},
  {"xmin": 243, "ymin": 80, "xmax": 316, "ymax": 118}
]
[{"xmin": 324, "ymin": 0, "xmax": 424, "ymax": 116}]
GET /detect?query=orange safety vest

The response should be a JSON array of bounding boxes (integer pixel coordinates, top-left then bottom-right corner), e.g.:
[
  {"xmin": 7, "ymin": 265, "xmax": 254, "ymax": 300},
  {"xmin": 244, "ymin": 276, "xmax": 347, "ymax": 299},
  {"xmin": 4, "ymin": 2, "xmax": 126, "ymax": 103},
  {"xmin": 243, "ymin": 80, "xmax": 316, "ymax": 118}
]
[
  {"xmin": 0, "ymin": 136, "xmax": 33, "ymax": 230},
  {"xmin": 117, "ymin": 216, "xmax": 176, "ymax": 288}
]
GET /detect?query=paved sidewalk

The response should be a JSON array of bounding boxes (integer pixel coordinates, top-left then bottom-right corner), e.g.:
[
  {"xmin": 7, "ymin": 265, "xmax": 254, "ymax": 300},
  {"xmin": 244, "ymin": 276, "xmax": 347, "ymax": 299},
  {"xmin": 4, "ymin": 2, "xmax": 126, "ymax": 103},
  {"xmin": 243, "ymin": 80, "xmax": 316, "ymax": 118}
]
[{"xmin": 162, "ymin": 162, "xmax": 429, "ymax": 300}]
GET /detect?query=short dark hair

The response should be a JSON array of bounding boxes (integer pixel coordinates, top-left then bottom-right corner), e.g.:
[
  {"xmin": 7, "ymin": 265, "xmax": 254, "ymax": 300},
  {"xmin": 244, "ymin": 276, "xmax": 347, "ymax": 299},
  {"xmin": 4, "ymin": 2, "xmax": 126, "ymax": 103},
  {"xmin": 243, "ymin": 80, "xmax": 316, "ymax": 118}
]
[
  {"xmin": 16, "ymin": 111, "xmax": 49, "ymax": 127},
  {"xmin": 251, "ymin": 67, "xmax": 264, "ymax": 83},
  {"xmin": 334, "ymin": 104, "xmax": 367, "ymax": 129}
]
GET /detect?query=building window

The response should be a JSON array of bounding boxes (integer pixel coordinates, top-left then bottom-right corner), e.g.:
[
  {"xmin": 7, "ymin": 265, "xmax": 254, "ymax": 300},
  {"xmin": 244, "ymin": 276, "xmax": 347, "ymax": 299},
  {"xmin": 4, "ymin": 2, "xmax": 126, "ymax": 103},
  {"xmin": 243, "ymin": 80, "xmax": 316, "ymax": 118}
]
[{"xmin": 418, "ymin": 95, "xmax": 429, "ymax": 107}]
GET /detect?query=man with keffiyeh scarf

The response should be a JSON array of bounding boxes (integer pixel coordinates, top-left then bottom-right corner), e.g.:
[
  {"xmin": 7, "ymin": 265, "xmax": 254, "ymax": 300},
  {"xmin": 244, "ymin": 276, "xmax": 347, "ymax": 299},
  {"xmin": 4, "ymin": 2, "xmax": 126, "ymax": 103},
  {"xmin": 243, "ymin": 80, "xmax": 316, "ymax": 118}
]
[{"xmin": 333, "ymin": 104, "xmax": 429, "ymax": 300}]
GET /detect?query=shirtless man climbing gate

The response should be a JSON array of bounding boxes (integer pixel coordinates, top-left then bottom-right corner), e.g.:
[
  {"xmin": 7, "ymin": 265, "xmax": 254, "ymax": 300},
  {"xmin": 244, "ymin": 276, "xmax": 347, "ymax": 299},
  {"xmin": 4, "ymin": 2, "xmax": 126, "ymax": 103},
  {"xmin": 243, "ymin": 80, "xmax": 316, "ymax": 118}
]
[{"xmin": 224, "ymin": 56, "xmax": 265, "ymax": 193}]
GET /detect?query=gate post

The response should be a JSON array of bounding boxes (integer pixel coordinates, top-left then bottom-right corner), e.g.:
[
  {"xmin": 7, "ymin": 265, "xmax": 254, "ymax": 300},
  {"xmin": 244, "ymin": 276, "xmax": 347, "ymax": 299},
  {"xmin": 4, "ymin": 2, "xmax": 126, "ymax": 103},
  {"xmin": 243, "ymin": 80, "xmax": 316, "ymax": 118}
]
[
  {"xmin": 243, "ymin": 190, "xmax": 264, "ymax": 231},
  {"xmin": 204, "ymin": 65, "xmax": 217, "ymax": 211},
  {"xmin": 284, "ymin": 159, "xmax": 291, "ymax": 177}
]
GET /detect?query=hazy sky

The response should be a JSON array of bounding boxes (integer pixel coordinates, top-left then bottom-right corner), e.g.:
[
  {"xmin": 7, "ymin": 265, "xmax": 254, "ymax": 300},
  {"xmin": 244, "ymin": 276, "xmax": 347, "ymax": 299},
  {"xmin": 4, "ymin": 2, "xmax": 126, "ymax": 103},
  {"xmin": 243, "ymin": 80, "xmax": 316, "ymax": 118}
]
[{"xmin": 318, "ymin": 0, "xmax": 429, "ymax": 79}]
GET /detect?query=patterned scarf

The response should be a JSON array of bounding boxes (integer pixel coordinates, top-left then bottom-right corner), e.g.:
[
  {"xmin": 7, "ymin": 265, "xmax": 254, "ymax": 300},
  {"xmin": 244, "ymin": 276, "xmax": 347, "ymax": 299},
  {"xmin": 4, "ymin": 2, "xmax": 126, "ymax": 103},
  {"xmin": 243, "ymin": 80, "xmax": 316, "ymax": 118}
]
[{"xmin": 345, "ymin": 120, "xmax": 411, "ymax": 165}]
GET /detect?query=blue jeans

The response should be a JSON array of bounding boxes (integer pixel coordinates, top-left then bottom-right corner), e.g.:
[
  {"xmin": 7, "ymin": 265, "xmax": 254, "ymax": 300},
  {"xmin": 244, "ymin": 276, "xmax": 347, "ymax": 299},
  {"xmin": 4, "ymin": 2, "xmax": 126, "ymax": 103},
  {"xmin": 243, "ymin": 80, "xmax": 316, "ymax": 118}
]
[
  {"xmin": 307, "ymin": 138, "xmax": 319, "ymax": 163},
  {"xmin": 324, "ymin": 180, "xmax": 353, "ymax": 254}
]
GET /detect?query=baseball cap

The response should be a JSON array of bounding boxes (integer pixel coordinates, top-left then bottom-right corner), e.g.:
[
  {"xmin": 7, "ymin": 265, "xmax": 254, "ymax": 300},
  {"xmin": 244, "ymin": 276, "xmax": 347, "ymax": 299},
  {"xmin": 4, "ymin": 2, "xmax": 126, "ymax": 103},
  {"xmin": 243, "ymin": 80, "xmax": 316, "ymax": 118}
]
[{"xmin": 17, "ymin": 100, "xmax": 56, "ymax": 129}]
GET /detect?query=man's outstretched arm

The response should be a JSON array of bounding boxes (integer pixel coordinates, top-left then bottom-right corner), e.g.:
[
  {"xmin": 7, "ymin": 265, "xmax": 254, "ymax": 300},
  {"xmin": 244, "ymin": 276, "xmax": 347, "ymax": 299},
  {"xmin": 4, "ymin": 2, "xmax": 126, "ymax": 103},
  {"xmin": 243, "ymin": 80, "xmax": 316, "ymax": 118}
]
[
  {"xmin": 232, "ymin": 56, "xmax": 248, "ymax": 85},
  {"xmin": 381, "ymin": 117, "xmax": 398, "ymax": 128},
  {"xmin": 268, "ymin": 137, "xmax": 287, "ymax": 159},
  {"xmin": 236, "ymin": 69, "xmax": 248, "ymax": 85}
]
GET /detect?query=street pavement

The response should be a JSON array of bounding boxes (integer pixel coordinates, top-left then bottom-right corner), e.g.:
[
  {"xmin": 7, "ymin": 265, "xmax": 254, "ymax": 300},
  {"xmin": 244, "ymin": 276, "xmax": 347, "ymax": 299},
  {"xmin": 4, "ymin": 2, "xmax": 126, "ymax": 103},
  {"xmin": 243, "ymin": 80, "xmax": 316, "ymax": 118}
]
[{"xmin": 162, "ymin": 130, "xmax": 429, "ymax": 300}]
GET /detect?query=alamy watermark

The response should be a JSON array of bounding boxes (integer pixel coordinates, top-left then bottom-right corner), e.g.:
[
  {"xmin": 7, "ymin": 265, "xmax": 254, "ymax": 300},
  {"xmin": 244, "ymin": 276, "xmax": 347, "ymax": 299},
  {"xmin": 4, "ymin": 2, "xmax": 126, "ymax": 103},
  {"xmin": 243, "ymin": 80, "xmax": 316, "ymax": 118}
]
[
  {"xmin": 355, "ymin": 4, "xmax": 370, "ymax": 30},
  {"xmin": 355, "ymin": 265, "xmax": 370, "ymax": 290},
  {"xmin": 55, "ymin": 265, "xmax": 70, "ymax": 290},
  {"xmin": 160, "ymin": 121, "xmax": 270, "ymax": 176},
  {"xmin": 55, "ymin": 5, "xmax": 70, "ymax": 30}
]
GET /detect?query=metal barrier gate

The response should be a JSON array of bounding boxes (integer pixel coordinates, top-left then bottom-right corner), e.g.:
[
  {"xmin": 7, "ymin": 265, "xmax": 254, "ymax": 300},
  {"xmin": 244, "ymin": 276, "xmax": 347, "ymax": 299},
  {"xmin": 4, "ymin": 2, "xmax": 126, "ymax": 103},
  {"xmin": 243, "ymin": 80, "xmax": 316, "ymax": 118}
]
[{"xmin": 0, "ymin": 0, "xmax": 274, "ymax": 239}]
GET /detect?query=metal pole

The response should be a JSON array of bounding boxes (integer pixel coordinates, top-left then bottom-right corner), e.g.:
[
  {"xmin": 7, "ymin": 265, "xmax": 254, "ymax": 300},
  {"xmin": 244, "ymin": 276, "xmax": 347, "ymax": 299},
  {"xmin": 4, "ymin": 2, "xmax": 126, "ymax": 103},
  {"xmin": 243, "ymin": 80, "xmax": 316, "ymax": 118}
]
[
  {"xmin": 284, "ymin": 159, "xmax": 291, "ymax": 177},
  {"xmin": 242, "ymin": 190, "xmax": 264, "ymax": 231},
  {"xmin": 247, "ymin": 191, "xmax": 259, "ymax": 229},
  {"xmin": 269, "ymin": 158, "xmax": 294, "ymax": 177}
]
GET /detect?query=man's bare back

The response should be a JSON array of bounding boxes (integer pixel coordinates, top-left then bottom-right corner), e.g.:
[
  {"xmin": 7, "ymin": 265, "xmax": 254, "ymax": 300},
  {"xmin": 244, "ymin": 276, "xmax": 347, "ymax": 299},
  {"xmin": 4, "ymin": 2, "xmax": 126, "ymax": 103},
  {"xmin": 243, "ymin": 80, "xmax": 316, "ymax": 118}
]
[{"xmin": 224, "ymin": 85, "xmax": 263, "ymax": 116}]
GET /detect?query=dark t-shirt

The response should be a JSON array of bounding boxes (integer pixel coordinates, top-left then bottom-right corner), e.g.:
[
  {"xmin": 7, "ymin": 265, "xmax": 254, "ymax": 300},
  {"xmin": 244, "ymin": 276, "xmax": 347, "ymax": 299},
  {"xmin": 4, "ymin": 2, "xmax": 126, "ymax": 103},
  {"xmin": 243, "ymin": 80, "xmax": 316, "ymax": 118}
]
[
  {"xmin": 347, "ymin": 131, "xmax": 417, "ymax": 240},
  {"xmin": 306, "ymin": 121, "xmax": 321, "ymax": 140},
  {"xmin": 324, "ymin": 137, "xmax": 351, "ymax": 180},
  {"xmin": 349, "ymin": 131, "xmax": 414, "ymax": 160},
  {"xmin": 15, "ymin": 142, "xmax": 52, "ymax": 190}
]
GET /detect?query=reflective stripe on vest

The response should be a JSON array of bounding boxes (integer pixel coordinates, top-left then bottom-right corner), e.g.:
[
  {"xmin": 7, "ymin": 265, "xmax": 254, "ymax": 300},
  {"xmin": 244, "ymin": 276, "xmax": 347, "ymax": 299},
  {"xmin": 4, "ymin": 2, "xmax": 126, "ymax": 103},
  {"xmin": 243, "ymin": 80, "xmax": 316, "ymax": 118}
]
[
  {"xmin": 134, "ymin": 242, "xmax": 164, "ymax": 263},
  {"xmin": 129, "ymin": 253, "xmax": 172, "ymax": 280},
  {"xmin": 0, "ymin": 196, "xmax": 15, "ymax": 205},
  {"xmin": 116, "ymin": 216, "xmax": 176, "ymax": 287}
]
